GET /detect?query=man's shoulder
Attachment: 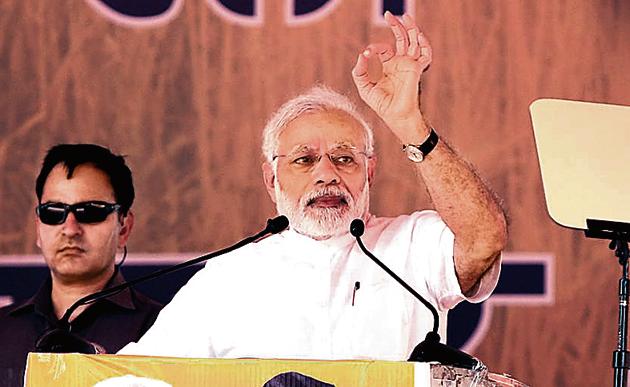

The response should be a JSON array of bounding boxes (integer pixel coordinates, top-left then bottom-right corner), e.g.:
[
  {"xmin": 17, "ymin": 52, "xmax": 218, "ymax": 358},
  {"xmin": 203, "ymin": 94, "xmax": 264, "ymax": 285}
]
[
  {"xmin": 364, "ymin": 211, "xmax": 452, "ymax": 251},
  {"xmin": 0, "ymin": 302, "xmax": 15, "ymax": 318},
  {"xmin": 207, "ymin": 232, "xmax": 286, "ymax": 263},
  {"xmin": 0, "ymin": 298, "xmax": 37, "ymax": 334},
  {"xmin": 197, "ymin": 232, "xmax": 296, "ymax": 279},
  {"xmin": 368, "ymin": 210, "xmax": 444, "ymax": 230},
  {"xmin": 131, "ymin": 289, "xmax": 164, "ymax": 312},
  {"xmin": 0, "ymin": 295, "xmax": 37, "ymax": 319},
  {"xmin": 112, "ymin": 273, "xmax": 164, "ymax": 314},
  {"xmin": 0, "ymin": 277, "xmax": 52, "ymax": 319}
]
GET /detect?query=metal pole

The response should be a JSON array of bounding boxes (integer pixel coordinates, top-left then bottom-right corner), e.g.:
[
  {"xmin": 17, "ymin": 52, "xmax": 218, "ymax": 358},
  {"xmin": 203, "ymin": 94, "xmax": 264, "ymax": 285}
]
[{"xmin": 614, "ymin": 239, "xmax": 630, "ymax": 387}]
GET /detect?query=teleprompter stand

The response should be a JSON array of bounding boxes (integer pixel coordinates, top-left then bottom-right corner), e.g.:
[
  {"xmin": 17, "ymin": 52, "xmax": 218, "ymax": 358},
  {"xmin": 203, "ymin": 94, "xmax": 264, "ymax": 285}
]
[{"xmin": 586, "ymin": 219, "xmax": 630, "ymax": 387}]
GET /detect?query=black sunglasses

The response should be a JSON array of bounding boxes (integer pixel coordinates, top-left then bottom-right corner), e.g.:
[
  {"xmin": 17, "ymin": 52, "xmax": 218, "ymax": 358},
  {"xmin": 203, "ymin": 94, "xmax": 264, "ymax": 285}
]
[{"xmin": 36, "ymin": 201, "xmax": 122, "ymax": 225}]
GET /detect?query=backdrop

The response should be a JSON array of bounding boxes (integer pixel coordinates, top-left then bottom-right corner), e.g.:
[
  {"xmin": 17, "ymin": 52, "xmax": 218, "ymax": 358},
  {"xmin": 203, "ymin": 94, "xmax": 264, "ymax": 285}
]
[{"xmin": 2, "ymin": 1, "xmax": 630, "ymax": 385}]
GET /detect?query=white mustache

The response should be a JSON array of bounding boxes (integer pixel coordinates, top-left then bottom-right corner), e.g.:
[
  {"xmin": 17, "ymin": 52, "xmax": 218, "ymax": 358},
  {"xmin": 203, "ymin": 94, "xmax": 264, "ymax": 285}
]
[{"xmin": 302, "ymin": 187, "xmax": 351, "ymax": 207}]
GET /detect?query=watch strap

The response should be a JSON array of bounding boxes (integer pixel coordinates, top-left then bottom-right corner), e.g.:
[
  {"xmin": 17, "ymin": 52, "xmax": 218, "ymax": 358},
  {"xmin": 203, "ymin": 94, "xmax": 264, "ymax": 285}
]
[{"xmin": 417, "ymin": 127, "xmax": 439, "ymax": 156}]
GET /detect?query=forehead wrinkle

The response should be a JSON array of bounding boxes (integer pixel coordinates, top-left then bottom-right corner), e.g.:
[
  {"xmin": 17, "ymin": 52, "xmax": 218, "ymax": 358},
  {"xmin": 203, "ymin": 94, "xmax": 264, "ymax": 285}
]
[{"xmin": 286, "ymin": 144, "xmax": 315, "ymax": 155}]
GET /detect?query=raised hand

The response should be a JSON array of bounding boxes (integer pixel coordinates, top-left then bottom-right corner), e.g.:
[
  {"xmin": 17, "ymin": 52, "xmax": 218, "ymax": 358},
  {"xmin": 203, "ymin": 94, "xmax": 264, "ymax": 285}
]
[{"xmin": 352, "ymin": 12, "xmax": 432, "ymax": 140}]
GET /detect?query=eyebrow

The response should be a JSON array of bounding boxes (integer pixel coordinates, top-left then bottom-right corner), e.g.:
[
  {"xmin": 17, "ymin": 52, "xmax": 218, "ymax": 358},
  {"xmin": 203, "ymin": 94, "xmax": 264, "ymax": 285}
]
[{"xmin": 285, "ymin": 141, "xmax": 359, "ymax": 155}]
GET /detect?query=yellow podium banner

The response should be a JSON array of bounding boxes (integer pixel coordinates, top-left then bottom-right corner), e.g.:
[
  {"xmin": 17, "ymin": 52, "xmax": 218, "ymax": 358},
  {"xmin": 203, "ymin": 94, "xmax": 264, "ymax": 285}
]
[{"xmin": 25, "ymin": 353, "xmax": 422, "ymax": 386}]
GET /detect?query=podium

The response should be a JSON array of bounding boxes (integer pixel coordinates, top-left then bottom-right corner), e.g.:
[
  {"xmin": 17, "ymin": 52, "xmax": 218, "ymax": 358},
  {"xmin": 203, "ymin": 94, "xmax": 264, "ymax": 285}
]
[{"xmin": 24, "ymin": 353, "xmax": 528, "ymax": 386}]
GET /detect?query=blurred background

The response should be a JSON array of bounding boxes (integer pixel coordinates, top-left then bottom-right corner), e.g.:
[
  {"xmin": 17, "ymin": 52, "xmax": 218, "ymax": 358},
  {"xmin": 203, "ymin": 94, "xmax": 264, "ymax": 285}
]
[{"xmin": 1, "ymin": 1, "xmax": 630, "ymax": 385}]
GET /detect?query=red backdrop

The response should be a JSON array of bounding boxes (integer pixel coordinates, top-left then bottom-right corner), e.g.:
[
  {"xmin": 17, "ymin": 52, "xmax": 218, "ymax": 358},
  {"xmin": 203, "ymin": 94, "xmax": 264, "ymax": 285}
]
[{"xmin": 2, "ymin": 1, "xmax": 630, "ymax": 385}]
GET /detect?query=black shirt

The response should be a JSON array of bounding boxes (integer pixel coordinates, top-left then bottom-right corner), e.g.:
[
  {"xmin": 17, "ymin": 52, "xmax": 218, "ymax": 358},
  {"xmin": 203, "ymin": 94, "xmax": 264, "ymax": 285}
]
[{"xmin": 0, "ymin": 272, "xmax": 163, "ymax": 387}]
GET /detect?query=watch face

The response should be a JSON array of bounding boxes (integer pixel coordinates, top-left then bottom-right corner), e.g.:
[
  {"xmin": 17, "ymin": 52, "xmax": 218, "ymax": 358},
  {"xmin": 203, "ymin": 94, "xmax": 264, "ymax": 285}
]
[{"xmin": 405, "ymin": 145, "xmax": 424, "ymax": 162}]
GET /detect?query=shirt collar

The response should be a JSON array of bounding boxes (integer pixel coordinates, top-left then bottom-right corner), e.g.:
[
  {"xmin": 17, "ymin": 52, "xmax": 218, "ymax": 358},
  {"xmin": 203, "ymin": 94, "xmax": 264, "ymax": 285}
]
[{"xmin": 100, "ymin": 269, "xmax": 137, "ymax": 311}]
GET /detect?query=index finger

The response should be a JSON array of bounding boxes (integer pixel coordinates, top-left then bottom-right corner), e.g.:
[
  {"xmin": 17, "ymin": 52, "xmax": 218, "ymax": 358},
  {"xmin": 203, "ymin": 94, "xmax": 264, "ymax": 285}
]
[{"xmin": 384, "ymin": 11, "xmax": 408, "ymax": 56}]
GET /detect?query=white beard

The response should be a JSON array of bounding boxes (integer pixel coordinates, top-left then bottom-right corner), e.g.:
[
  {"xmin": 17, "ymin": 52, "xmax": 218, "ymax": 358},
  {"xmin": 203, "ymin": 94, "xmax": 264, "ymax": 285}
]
[{"xmin": 274, "ymin": 179, "xmax": 370, "ymax": 240}]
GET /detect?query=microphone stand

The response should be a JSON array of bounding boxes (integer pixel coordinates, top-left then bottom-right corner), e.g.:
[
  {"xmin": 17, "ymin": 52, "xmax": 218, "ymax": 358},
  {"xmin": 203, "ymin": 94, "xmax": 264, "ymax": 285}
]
[
  {"xmin": 35, "ymin": 216, "xmax": 289, "ymax": 354},
  {"xmin": 585, "ymin": 219, "xmax": 630, "ymax": 387},
  {"xmin": 350, "ymin": 219, "xmax": 481, "ymax": 370}
]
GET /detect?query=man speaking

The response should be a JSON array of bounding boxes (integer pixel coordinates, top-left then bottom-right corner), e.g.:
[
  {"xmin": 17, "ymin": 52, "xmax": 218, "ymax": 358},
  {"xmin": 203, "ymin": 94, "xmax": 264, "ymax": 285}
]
[{"xmin": 120, "ymin": 12, "xmax": 507, "ymax": 360}]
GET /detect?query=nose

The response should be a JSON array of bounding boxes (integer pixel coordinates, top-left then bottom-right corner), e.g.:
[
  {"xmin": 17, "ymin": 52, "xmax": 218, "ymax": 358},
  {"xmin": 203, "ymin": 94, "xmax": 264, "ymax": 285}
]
[
  {"xmin": 312, "ymin": 154, "xmax": 340, "ymax": 185},
  {"xmin": 61, "ymin": 212, "xmax": 83, "ymax": 237}
]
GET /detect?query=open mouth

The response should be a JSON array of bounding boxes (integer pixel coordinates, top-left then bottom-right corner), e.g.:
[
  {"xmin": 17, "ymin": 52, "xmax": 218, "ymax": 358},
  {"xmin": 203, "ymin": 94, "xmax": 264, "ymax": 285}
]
[{"xmin": 307, "ymin": 194, "xmax": 349, "ymax": 208}]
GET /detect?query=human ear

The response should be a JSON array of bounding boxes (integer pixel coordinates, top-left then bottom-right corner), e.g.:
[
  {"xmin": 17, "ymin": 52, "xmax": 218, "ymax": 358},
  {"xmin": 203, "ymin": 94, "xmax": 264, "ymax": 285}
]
[
  {"xmin": 367, "ymin": 156, "xmax": 377, "ymax": 186},
  {"xmin": 262, "ymin": 162, "xmax": 277, "ymax": 204},
  {"xmin": 117, "ymin": 211, "xmax": 134, "ymax": 248}
]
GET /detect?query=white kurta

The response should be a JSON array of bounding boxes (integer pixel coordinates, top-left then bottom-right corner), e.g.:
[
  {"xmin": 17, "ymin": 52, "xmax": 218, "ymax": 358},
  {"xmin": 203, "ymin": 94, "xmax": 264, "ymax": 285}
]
[{"xmin": 120, "ymin": 211, "xmax": 500, "ymax": 360}]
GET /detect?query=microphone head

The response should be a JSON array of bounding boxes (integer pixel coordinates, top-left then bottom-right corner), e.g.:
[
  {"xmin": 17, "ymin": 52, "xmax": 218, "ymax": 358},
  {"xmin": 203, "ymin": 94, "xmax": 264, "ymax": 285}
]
[
  {"xmin": 350, "ymin": 219, "xmax": 365, "ymax": 237},
  {"xmin": 35, "ymin": 328, "xmax": 99, "ymax": 354},
  {"xmin": 408, "ymin": 331, "xmax": 480, "ymax": 369},
  {"xmin": 267, "ymin": 215, "xmax": 289, "ymax": 234}
]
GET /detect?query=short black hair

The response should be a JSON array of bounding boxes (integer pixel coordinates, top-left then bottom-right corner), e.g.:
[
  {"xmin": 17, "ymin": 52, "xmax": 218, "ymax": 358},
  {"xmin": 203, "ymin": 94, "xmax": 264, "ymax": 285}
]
[{"xmin": 35, "ymin": 144, "xmax": 135, "ymax": 215}]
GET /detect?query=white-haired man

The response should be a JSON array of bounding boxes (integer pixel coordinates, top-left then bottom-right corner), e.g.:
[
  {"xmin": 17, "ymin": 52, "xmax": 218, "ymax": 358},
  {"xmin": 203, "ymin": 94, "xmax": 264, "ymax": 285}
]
[{"xmin": 120, "ymin": 12, "xmax": 507, "ymax": 360}]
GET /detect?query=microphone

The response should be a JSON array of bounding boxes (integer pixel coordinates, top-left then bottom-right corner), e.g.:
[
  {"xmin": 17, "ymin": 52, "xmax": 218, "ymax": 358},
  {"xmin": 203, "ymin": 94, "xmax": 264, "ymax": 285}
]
[
  {"xmin": 35, "ymin": 216, "xmax": 289, "ymax": 354},
  {"xmin": 349, "ymin": 218, "xmax": 481, "ymax": 369}
]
